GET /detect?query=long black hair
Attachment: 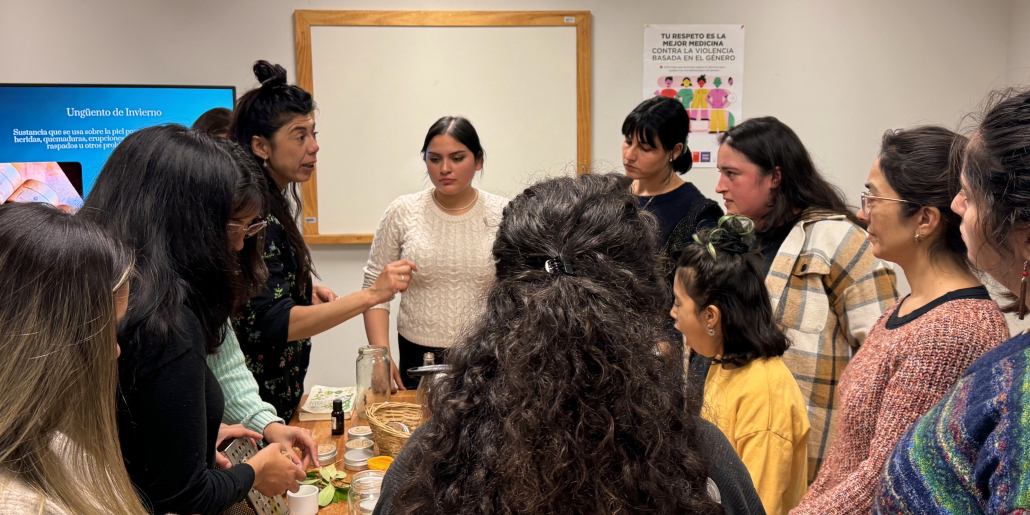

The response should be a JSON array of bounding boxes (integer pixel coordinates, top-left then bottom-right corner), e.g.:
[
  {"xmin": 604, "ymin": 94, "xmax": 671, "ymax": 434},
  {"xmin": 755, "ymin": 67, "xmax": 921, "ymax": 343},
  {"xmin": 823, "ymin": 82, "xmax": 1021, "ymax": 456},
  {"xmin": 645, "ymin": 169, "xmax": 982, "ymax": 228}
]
[
  {"xmin": 878, "ymin": 126, "xmax": 970, "ymax": 269},
  {"xmin": 720, "ymin": 116, "xmax": 861, "ymax": 230},
  {"xmin": 81, "ymin": 124, "xmax": 260, "ymax": 354},
  {"xmin": 676, "ymin": 215, "xmax": 790, "ymax": 367},
  {"xmin": 622, "ymin": 96, "xmax": 694, "ymax": 175},
  {"xmin": 230, "ymin": 60, "xmax": 316, "ymax": 280},
  {"xmin": 420, "ymin": 116, "xmax": 485, "ymax": 164},
  {"xmin": 395, "ymin": 173, "xmax": 722, "ymax": 515}
]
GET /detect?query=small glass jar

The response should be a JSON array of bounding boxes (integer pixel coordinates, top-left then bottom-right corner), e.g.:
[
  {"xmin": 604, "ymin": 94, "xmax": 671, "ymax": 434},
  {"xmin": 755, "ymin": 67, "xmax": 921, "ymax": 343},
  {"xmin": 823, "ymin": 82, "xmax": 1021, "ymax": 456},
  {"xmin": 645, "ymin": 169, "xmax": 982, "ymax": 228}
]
[
  {"xmin": 354, "ymin": 346, "xmax": 391, "ymax": 420},
  {"xmin": 348, "ymin": 470, "xmax": 385, "ymax": 514}
]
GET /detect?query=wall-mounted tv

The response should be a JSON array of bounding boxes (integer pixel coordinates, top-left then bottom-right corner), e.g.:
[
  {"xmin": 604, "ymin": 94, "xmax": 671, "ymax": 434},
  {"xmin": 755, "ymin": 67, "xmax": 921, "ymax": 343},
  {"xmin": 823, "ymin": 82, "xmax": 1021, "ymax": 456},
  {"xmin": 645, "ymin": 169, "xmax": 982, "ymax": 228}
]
[{"xmin": 0, "ymin": 84, "xmax": 235, "ymax": 211}]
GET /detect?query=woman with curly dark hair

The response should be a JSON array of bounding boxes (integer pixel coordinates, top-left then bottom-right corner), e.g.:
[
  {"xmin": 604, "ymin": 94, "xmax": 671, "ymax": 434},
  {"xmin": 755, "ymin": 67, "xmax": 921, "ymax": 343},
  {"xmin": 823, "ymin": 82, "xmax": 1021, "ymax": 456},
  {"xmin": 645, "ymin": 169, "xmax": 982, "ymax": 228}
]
[{"xmin": 373, "ymin": 173, "xmax": 765, "ymax": 515}]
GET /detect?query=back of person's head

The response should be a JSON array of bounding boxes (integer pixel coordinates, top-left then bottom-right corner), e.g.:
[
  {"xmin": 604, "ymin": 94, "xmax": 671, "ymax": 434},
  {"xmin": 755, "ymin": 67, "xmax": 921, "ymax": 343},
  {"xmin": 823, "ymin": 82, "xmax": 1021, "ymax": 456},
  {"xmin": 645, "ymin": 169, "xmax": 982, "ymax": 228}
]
[
  {"xmin": 420, "ymin": 116, "xmax": 485, "ymax": 164},
  {"xmin": 720, "ymin": 116, "xmax": 861, "ymax": 229},
  {"xmin": 878, "ymin": 126, "xmax": 970, "ymax": 269},
  {"xmin": 230, "ymin": 60, "xmax": 315, "ymax": 280},
  {"xmin": 395, "ymin": 173, "xmax": 722, "ymax": 515},
  {"xmin": 81, "ymin": 124, "xmax": 253, "ymax": 354},
  {"xmin": 677, "ymin": 215, "xmax": 789, "ymax": 366},
  {"xmin": 0, "ymin": 202, "xmax": 144, "ymax": 515},
  {"xmin": 622, "ymin": 96, "xmax": 694, "ymax": 174},
  {"xmin": 192, "ymin": 107, "xmax": 233, "ymax": 137}
]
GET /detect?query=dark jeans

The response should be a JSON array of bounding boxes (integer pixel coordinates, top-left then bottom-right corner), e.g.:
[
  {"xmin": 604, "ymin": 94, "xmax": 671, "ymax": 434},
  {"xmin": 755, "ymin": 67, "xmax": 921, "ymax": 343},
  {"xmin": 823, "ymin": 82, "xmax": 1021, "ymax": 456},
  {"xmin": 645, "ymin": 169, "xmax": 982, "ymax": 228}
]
[{"xmin": 398, "ymin": 333, "xmax": 447, "ymax": 390}]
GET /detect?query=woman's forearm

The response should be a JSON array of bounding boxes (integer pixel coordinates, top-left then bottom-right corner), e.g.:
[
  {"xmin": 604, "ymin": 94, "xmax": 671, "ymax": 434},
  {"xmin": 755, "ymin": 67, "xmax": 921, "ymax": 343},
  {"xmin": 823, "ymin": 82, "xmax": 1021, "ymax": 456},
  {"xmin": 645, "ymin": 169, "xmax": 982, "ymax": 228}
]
[
  {"xmin": 363, "ymin": 309, "xmax": 392, "ymax": 348},
  {"xmin": 287, "ymin": 289, "xmax": 378, "ymax": 341}
]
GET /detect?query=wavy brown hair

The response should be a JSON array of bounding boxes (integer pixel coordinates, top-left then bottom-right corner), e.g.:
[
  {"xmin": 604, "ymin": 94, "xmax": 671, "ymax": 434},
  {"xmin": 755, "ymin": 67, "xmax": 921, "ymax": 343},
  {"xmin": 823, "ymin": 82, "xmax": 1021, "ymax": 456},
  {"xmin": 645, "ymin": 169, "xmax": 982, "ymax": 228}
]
[
  {"xmin": 394, "ymin": 173, "xmax": 722, "ymax": 515},
  {"xmin": 0, "ymin": 203, "xmax": 144, "ymax": 515}
]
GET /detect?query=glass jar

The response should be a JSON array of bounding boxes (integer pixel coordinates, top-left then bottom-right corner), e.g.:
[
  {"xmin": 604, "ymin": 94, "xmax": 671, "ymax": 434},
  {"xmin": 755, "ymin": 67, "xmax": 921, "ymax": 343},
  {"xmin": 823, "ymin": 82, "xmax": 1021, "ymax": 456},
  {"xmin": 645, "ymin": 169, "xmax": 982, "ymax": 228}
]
[
  {"xmin": 348, "ymin": 470, "xmax": 385, "ymax": 514},
  {"xmin": 354, "ymin": 346, "xmax": 391, "ymax": 420}
]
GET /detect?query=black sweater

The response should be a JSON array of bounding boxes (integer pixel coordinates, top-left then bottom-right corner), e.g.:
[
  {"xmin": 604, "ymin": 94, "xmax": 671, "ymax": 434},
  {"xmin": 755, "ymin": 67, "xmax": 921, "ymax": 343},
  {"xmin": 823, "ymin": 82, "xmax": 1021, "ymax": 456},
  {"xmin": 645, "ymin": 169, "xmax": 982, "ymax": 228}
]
[
  {"xmin": 117, "ymin": 306, "xmax": 254, "ymax": 515},
  {"xmin": 372, "ymin": 419, "xmax": 766, "ymax": 515}
]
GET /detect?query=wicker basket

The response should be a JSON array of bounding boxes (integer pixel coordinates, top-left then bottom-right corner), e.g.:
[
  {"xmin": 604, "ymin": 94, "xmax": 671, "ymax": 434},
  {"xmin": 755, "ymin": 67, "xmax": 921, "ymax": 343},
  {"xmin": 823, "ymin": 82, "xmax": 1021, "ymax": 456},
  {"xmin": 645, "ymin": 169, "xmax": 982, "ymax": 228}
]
[{"xmin": 366, "ymin": 402, "xmax": 423, "ymax": 457}]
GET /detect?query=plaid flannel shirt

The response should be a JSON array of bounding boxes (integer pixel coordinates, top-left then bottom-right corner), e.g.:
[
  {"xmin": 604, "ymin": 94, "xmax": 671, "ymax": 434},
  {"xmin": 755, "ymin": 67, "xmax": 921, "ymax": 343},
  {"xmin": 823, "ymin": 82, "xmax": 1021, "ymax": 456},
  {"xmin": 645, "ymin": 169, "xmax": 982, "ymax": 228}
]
[{"xmin": 765, "ymin": 211, "xmax": 898, "ymax": 484}]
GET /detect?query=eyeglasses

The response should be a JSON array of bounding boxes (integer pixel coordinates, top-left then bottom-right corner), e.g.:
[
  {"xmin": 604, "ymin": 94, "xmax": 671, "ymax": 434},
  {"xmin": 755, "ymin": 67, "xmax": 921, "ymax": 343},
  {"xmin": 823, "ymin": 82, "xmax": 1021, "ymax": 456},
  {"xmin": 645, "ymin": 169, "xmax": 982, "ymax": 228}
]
[
  {"xmin": 227, "ymin": 220, "xmax": 268, "ymax": 238},
  {"xmin": 860, "ymin": 191, "xmax": 913, "ymax": 215}
]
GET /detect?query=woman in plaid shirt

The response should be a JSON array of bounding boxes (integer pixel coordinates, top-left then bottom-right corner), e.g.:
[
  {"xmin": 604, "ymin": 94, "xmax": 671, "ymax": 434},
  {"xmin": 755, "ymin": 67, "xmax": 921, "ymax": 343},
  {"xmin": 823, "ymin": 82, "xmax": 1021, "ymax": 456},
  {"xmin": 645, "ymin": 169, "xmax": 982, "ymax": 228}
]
[{"xmin": 709, "ymin": 117, "xmax": 899, "ymax": 483}]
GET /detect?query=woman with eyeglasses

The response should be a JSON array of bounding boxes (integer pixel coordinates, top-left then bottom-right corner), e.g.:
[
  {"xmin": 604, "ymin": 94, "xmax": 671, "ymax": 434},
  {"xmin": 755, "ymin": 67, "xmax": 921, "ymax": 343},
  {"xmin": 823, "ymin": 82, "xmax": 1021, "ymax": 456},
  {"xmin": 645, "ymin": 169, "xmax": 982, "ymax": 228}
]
[
  {"xmin": 231, "ymin": 61, "xmax": 413, "ymax": 420},
  {"xmin": 873, "ymin": 90, "xmax": 1030, "ymax": 515},
  {"xmin": 790, "ymin": 127, "xmax": 1007, "ymax": 514}
]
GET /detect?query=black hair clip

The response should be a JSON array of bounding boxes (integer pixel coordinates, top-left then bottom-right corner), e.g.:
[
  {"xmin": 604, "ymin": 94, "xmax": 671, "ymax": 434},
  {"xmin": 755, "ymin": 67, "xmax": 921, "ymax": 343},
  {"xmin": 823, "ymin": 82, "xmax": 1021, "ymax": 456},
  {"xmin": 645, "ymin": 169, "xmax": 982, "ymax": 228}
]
[{"xmin": 544, "ymin": 256, "xmax": 576, "ymax": 276}]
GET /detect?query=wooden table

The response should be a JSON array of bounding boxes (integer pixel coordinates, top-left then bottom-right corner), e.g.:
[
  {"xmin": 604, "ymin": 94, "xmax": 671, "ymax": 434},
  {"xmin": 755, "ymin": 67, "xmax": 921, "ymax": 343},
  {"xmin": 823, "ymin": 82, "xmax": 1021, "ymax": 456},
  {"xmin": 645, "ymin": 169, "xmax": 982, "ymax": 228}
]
[{"xmin": 289, "ymin": 390, "xmax": 417, "ymax": 514}]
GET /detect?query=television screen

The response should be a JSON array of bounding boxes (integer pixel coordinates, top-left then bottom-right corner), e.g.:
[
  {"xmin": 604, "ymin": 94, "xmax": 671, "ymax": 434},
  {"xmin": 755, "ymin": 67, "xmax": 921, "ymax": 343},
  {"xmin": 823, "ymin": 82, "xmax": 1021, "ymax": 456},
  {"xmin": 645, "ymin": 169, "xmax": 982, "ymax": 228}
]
[{"xmin": 0, "ymin": 84, "xmax": 235, "ymax": 210}]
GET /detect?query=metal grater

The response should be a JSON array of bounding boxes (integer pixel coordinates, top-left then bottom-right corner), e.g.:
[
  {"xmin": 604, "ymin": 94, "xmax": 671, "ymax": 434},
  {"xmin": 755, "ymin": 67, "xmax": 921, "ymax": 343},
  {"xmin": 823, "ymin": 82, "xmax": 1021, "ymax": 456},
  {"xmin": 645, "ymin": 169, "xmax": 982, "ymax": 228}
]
[{"xmin": 223, "ymin": 438, "xmax": 290, "ymax": 515}]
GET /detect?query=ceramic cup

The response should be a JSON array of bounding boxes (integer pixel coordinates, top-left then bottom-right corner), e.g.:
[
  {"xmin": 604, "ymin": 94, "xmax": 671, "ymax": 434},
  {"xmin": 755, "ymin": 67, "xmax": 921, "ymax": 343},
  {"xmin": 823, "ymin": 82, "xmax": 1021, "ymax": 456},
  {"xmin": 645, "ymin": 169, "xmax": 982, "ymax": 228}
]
[{"xmin": 287, "ymin": 484, "xmax": 319, "ymax": 515}]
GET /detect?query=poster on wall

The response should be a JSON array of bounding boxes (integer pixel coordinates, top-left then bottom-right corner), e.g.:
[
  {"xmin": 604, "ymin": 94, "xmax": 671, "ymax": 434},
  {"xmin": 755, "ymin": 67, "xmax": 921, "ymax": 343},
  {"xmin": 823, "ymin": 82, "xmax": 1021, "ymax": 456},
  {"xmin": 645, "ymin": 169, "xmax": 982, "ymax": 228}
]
[{"xmin": 643, "ymin": 24, "xmax": 744, "ymax": 167}]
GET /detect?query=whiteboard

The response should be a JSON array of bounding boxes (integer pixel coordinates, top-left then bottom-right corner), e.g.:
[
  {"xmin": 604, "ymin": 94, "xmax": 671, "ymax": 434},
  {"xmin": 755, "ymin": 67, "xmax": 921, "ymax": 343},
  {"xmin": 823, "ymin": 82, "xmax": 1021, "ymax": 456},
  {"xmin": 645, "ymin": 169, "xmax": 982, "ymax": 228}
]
[{"xmin": 296, "ymin": 11, "xmax": 590, "ymax": 242}]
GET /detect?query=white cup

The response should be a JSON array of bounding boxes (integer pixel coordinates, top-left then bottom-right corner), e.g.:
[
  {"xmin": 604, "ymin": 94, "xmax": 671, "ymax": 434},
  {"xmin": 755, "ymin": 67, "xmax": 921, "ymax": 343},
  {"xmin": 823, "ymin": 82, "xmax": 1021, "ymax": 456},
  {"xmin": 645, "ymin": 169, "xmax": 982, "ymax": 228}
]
[{"xmin": 287, "ymin": 484, "xmax": 319, "ymax": 515}]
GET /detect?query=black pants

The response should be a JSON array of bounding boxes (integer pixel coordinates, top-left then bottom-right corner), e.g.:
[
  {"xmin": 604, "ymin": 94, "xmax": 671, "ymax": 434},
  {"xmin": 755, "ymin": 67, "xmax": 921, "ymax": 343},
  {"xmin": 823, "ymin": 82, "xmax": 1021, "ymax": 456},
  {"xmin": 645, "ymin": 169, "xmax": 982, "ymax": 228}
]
[{"xmin": 398, "ymin": 333, "xmax": 447, "ymax": 390}]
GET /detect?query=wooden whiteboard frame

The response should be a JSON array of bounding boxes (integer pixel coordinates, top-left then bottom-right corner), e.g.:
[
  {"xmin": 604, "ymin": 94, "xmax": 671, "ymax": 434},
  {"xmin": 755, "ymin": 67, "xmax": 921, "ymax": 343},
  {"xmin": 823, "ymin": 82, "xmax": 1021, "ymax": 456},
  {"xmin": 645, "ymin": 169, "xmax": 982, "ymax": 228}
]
[{"xmin": 294, "ymin": 10, "xmax": 592, "ymax": 244}]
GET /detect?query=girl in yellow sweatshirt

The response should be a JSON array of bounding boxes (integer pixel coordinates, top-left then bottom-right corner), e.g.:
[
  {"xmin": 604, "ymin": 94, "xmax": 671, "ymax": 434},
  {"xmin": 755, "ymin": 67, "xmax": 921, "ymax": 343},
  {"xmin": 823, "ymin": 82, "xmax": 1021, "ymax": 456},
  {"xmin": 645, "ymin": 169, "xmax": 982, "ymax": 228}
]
[{"xmin": 670, "ymin": 215, "xmax": 810, "ymax": 515}]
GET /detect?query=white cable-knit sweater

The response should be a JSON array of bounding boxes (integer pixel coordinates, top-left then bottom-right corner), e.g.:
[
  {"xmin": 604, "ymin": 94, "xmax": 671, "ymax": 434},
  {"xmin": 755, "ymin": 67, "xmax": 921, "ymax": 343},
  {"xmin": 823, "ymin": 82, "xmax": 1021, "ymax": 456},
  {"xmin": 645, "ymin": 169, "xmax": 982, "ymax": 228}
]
[{"xmin": 363, "ymin": 189, "xmax": 507, "ymax": 348}]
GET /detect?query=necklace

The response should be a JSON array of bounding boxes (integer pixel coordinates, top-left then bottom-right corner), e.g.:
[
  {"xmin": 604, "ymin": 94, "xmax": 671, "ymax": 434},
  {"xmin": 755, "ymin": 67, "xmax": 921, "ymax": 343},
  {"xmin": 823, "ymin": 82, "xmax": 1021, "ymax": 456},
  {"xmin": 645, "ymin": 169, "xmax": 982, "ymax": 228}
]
[
  {"xmin": 433, "ymin": 188, "xmax": 479, "ymax": 212},
  {"xmin": 639, "ymin": 177, "xmax": 677, "ymax": 210}
]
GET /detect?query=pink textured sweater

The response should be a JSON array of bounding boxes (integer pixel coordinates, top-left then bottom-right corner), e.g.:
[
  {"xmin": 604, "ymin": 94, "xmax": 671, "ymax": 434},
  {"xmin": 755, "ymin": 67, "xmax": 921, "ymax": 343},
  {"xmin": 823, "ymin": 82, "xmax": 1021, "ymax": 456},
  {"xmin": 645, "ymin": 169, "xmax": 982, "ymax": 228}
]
[{"xmin": 790, "ymin": 287, "xmax": 1008, "ymax": 515}]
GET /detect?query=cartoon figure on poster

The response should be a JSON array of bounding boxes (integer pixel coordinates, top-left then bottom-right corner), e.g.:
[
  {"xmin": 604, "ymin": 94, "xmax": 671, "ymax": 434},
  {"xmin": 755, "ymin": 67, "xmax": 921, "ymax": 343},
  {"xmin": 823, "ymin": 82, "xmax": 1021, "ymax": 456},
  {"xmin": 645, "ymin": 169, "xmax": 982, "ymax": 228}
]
[{"xmin": 653, "ymin": 75, "xmax": 736, "ymax": 134}]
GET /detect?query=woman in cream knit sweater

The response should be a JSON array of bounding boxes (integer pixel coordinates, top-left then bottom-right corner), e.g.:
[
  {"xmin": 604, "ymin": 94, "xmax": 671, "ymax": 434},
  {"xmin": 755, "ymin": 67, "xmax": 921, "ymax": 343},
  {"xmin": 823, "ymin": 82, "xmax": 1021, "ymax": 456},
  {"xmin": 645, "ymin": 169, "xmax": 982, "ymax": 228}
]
[{"xmin": 363, "ymin": 116, "xmax": 507, "ymax": 390}]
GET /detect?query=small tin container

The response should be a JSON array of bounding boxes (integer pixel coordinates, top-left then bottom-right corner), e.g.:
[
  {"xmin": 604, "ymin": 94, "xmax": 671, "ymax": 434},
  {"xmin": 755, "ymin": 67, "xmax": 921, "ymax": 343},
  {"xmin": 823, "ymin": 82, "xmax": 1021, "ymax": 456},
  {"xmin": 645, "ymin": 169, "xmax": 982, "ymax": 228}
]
[
  {"xmin": 318, "ymin": 444, "xmax": 338, "ymax": 467},
  {"xmin": 345, "ymin": 438, "xmax": 375, "ymax": 453},
  {"xmin": 348, "ymin": 425, "xmax": 373, "ymax": 441},
  {"xmin": 344, "ymin": 449, "xmax": 371, "ymax": 471}
]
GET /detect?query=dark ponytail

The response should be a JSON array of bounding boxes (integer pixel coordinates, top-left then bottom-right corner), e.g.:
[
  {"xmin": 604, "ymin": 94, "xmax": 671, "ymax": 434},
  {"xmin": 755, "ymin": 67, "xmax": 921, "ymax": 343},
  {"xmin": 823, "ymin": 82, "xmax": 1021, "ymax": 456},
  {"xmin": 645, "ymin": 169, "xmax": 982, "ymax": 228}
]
[
  {"xmin": 676, "ymin": 215, "xmax": 790, "ymax": 366},
  {"xmin": 230, "ymin": 60, "xmax": 316, "ymax": 280},
  {"xmin": 622, "ymin": 96, "xmax": 694, "ymax": 175}
]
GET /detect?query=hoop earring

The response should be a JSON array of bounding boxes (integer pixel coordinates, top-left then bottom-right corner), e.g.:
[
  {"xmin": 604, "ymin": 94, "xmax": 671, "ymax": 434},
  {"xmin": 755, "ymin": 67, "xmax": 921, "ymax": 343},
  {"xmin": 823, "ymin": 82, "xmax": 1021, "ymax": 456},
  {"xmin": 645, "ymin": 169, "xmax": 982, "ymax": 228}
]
[
  {"xmin": 707, "ymin": 325, "xmax": 715, "ymax": 336},
  {"xmin": 1019, "ymin": 260, "xmax": 1028, "ymax": 320}
]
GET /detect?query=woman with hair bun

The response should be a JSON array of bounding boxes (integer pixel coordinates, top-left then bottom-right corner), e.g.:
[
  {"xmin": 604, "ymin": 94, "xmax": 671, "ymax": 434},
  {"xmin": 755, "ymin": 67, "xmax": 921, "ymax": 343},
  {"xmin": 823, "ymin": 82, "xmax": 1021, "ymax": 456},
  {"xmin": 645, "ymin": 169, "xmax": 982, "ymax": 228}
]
[
  {"xmin": 373, "ymin": 173, "xmax": 765, "ymax": 515},
  {"xmin": 231, "ymin": 61, "xmax": 413, "ymax": 419},
  {"xmin": 671, "ymin": 215, "xmax": 810, "ymax": 515},
  {"xmin": 622, "ymin": 96, "xmax": 723, "ymax": 280},
  {"xmin": 874, "ymin": 90, "xmax": 1030, "ymax": 515},
  {"xmin": 792, "ymin": 127, "xmax": 1007, "ymax": 514}
]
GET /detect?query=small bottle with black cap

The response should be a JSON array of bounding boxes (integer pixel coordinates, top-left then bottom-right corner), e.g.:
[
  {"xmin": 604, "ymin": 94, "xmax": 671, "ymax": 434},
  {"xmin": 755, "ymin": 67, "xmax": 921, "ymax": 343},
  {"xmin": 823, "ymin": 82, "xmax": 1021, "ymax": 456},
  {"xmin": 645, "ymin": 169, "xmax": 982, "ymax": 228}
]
[{"xmin": 331, "ymin": 398, "xmax": 345, "ymax": 435}]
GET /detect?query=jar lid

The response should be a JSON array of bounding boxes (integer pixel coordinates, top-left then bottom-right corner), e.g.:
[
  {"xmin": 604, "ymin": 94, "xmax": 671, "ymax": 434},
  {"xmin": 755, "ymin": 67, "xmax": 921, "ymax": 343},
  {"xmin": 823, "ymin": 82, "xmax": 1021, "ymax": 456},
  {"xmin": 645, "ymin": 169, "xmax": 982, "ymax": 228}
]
[
  {"xmin": 344, "ymin": 449, "xmax": 370, "ymax": 467},
  {"xmin": 345, "ymin": 439, "xmax": 374, "ymax": 451},
  {"xmin": 317, "ymin": 443, "xmax": 337, "ymax": 460},
  {"xmin": 348, "ymin": 426, "xmax": 373, "ymax": 439}
]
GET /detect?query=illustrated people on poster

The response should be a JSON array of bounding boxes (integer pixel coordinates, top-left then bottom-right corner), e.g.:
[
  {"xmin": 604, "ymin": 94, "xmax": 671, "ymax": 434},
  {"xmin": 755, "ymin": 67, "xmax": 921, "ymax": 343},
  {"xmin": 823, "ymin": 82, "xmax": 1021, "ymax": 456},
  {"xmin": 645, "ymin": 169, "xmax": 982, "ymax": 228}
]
[
  {"xmin": 675, "ymin": 77, "xmax": 694, "ymax": 110},
  {"xmin": 690, "ymin": 74, "xmax": 711, "ymax": 124},
  {"xmin": 728, "ymin": 77, "xmax": 734, "ymax": 86},
  {"xmin": 655, "ymin": 76, "xmax": 678, "ymax": 98},
  {"xmin": 707, "ymin": 77, "xmax": 733, "ymax": 133}
]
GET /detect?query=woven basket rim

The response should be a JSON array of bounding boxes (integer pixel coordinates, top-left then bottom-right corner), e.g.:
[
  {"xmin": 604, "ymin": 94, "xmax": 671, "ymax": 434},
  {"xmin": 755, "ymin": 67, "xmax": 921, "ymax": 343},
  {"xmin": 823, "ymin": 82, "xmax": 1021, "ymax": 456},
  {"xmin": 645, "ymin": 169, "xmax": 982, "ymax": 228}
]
[{"xmin": 366, "ymin": 402, "xmax": 422, "ymax": 439}]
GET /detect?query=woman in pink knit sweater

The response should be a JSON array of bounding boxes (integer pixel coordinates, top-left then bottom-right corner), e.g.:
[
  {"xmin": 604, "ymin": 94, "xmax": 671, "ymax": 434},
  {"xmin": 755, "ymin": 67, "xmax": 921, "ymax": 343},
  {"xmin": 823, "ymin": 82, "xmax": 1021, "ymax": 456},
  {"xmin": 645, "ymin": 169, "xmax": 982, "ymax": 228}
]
[{"xmin": 790, "ymin": 126, "xmax": 1009, "ymax": 515}]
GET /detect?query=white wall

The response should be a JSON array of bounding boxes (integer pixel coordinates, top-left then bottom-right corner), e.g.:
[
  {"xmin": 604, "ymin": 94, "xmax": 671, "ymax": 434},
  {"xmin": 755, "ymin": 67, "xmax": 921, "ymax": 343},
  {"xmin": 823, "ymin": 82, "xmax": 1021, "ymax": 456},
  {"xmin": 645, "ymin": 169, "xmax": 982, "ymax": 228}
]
[{"xmin": 2, "ymin": 0, "xmax": 1025, "ymax": 388}]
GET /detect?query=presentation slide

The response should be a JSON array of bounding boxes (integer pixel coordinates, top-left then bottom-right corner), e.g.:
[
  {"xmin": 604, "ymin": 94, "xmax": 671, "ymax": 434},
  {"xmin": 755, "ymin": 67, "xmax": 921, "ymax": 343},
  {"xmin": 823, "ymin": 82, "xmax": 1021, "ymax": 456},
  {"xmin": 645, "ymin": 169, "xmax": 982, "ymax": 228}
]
[{"xmin": 0, "ymin": 85, "xmax": 234, "ymax": 206}]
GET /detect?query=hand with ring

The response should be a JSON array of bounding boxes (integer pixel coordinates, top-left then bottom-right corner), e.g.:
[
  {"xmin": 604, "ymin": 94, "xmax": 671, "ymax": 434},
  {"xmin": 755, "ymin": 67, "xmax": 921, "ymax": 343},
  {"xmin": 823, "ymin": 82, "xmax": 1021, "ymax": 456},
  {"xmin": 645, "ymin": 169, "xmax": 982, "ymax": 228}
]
[{"xmin": 369, "ymin": 260, "xmax": 418, "ymax": 305}]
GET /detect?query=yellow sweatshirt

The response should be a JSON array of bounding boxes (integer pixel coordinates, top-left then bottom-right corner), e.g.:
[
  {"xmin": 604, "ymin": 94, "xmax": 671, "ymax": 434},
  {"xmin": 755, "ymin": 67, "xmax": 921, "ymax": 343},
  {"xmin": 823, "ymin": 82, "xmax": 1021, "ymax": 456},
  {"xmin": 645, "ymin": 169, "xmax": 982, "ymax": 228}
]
[{"xmin": 703, "ymin": 356, "xmax": 810, "ymax": 515}]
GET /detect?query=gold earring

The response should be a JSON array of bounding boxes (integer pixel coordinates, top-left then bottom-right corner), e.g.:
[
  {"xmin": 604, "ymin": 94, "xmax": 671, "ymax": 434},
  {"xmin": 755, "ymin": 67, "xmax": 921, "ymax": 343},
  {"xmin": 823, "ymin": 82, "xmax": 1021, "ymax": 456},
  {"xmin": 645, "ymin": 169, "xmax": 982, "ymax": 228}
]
[{"xmin": 914, "ymin": 233, "xmax": 923, "ymax": 243}]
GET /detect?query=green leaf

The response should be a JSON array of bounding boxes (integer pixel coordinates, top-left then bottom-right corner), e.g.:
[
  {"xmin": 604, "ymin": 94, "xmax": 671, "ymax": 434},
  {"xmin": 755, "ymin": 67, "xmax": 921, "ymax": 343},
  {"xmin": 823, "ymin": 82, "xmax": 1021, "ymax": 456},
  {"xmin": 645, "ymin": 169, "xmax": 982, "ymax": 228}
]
[
  {"xmin": 299, "ymin": 478, "xmax": 320, "ymax": 486},
  {"xmin": 319, "ymin": 467, "xmax": 332, "ymax": 482},
  {"xmin": 318, "ymin": 484, "xmax": 336, "ymax": 507},
  {"xmin": 333, "ymin": 488, "xmax": 348, "ymax": 503},
  {"xmin": 306, "ymin": 471, "xmax": 320, "ymax": 479},
  {"xmin": 335, "ymin": 471, "xmax": 348, "ymax": 480}
]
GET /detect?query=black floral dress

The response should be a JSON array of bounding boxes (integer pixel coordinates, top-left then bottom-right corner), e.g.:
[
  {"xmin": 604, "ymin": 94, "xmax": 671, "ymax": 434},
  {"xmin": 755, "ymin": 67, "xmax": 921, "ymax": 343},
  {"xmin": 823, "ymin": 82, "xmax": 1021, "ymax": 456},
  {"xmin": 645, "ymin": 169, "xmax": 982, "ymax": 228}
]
[{"xmin": 232, "ymin": 214, "xmax": 312, "ymax": 421}]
